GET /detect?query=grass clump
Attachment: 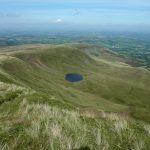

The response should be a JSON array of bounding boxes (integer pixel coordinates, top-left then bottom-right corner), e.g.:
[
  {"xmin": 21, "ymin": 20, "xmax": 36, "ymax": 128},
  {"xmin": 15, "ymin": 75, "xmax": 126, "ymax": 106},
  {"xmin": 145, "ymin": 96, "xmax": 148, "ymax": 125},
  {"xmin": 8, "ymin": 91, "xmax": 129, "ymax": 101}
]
[
  {"xmin": 0, "ymin": 98, "xmax": 149, "ymax": 150},
  {"xmin": 0, "ymin": 82, "xmax": 34, "ymax": 105}
]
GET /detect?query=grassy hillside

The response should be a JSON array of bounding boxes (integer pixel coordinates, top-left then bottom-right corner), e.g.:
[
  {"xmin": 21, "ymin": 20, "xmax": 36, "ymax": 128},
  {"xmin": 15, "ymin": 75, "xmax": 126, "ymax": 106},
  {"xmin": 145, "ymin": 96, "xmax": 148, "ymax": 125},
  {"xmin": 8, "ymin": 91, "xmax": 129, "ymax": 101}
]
[
  {"xmin": 0, "ymin": 82, "xmax": 150, "ymax": 150},
  {"xmin": 0, "ymin": 44, "xmax": 150, "ymax": 149}
]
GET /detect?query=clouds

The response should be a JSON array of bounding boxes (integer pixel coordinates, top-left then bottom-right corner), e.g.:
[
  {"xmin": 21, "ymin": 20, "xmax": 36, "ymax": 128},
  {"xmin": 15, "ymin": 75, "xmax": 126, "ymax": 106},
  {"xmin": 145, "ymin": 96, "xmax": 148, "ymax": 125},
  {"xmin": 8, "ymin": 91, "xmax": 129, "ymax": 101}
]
[
  {"xmin": 73, "ymin": 9, "xmax": 80, "ymax": 16},
  {"xmin": 0, "ymin": 12, "xmax": 21, "ymax": 18},
  {"xmin": 52, "ymin": 18, "xmax": 63, "ymax": 23},
  {"xmin": 0, "ymin": 0, "xmax": 150, "ymax": 30}
]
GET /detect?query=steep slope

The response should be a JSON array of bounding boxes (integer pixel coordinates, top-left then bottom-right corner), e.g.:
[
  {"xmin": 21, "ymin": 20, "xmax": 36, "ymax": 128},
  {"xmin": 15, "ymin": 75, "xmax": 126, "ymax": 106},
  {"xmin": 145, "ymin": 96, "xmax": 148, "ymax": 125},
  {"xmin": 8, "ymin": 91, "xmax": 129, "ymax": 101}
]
[
  {"xmin": 0, "ymin": 82, "xmax": 150, "ymax": 150},
  {"xmin": 0, "ymin": 44, "xmax": 150, "ymax": 122}
]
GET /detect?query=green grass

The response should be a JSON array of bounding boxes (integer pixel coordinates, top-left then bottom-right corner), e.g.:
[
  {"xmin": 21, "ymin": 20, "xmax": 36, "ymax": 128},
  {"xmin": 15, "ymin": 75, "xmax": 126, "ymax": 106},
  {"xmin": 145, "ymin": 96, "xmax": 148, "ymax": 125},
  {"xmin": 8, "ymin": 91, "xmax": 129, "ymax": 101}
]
[
  {"xmin": 0, "ymin": 44, "xmax": 150, "ymax": 121},
  {"xmin": 0, "ymin": 83, "xmax": 149, "ymax": 150},
  {"xmin": 0, "ymin": 44, "xmax": 150, "ymax": 149}
]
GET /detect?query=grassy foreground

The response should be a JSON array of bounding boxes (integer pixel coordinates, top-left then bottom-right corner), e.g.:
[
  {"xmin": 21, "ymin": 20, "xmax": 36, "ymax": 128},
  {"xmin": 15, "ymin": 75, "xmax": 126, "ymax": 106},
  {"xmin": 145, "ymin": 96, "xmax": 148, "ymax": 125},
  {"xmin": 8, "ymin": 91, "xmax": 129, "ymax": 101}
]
[
  {"xmin": 0, "ymin": 82, "xmax": 150, "ymax": 150},
  {"xmin": 0, "ymin": 44, "xmax": 150, "ymax": 149}
]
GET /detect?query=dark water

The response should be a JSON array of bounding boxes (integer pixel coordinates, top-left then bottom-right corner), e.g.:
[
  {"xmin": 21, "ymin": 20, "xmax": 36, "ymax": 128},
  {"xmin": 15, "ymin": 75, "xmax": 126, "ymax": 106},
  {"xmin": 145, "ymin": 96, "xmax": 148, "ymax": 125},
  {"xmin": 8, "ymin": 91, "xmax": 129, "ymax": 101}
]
[{"xmin": 65, "ymin": 73, "xmax": 83, "ymax": 82}]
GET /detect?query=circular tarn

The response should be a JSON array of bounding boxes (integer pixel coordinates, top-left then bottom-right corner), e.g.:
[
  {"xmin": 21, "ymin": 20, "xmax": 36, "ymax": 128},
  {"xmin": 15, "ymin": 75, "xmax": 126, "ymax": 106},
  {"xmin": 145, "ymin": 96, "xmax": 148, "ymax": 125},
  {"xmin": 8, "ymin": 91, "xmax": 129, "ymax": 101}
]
[{"xmin": 65, "ymin": 73, "xmax": 83, "ymax": 82}]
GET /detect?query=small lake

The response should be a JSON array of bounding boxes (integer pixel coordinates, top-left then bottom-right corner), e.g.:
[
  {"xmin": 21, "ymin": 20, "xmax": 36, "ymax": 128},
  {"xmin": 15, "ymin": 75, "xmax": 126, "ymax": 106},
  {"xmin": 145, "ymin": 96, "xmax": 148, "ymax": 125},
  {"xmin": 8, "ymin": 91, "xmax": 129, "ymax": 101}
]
[{"xmin": 65, "ymin": 73, "xmax": 83, "ymax": 82}]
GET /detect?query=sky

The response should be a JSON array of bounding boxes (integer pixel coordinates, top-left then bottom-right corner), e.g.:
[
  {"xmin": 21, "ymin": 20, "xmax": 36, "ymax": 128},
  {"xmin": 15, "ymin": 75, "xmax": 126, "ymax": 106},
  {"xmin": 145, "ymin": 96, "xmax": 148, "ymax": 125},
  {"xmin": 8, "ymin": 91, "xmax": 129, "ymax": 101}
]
[{"xmin": 0, "ymin": 0, "xmax": 150, "ymax": 31}]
